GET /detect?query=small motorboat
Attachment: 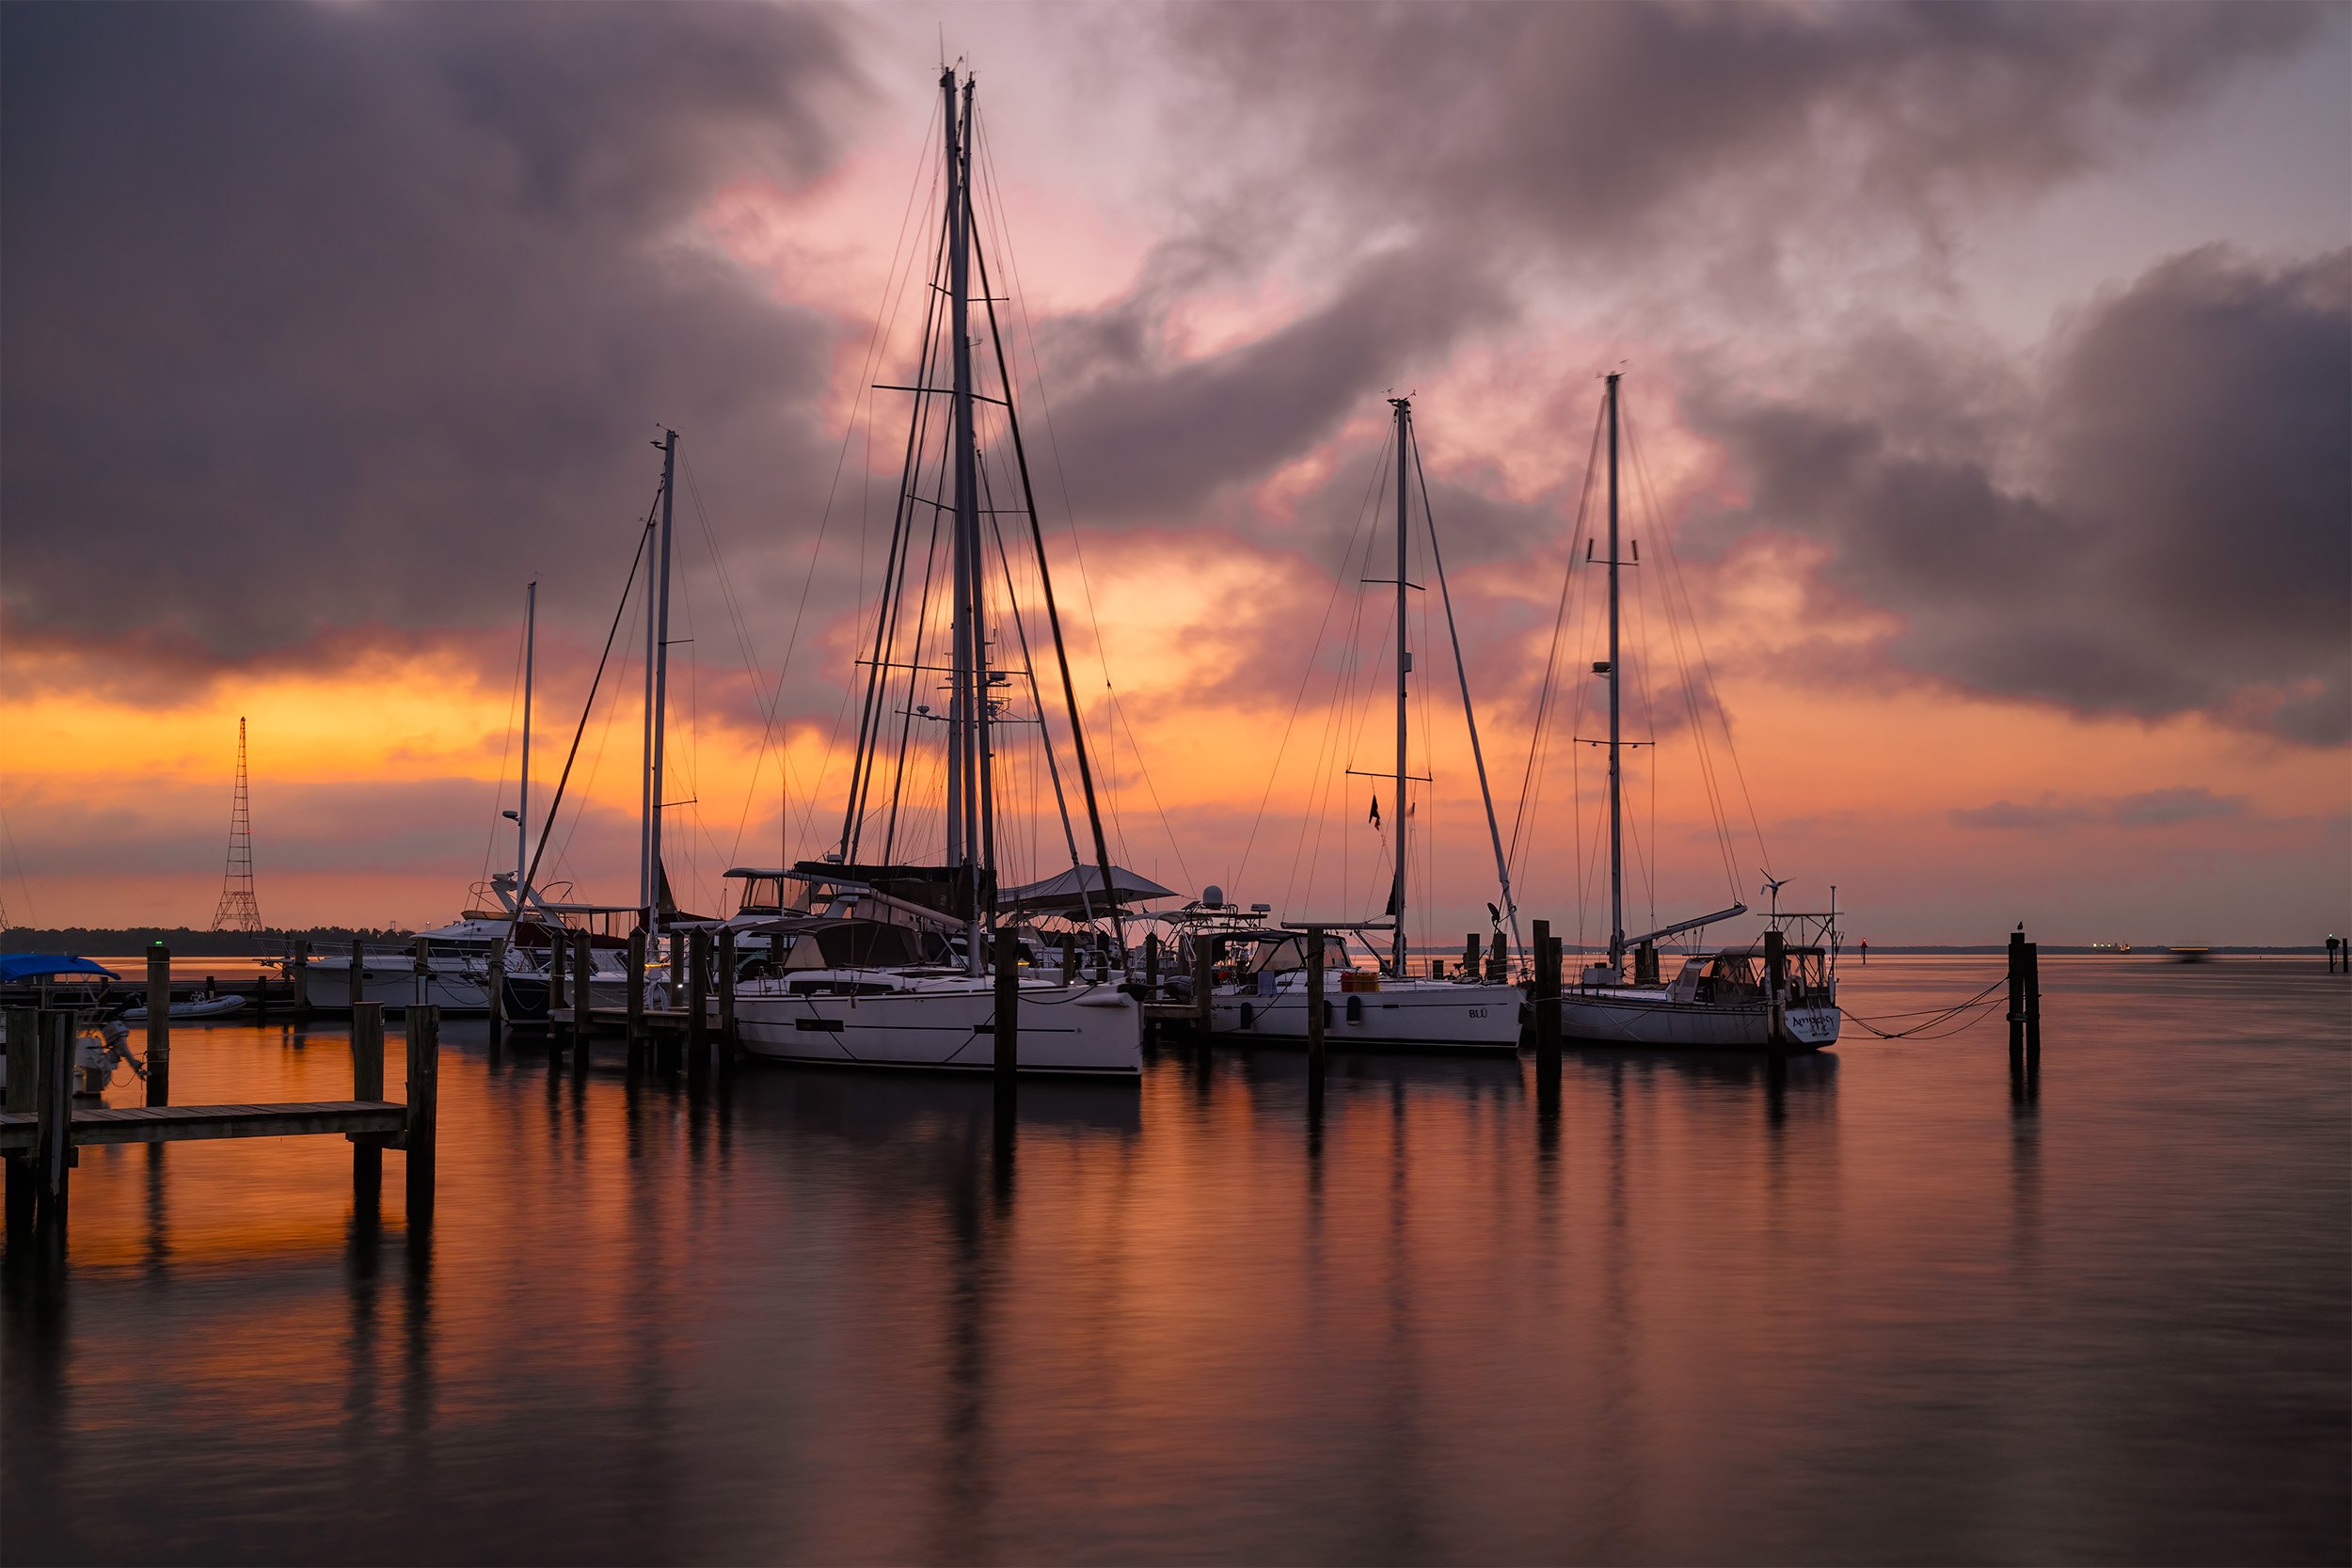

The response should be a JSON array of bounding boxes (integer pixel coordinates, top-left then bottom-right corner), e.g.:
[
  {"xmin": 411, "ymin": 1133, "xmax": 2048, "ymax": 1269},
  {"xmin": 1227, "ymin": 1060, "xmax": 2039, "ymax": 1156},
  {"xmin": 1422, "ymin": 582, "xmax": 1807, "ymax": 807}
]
[
  {"xmin": 121, "ymin": 993, "xmax": 246, "ymax": 1022},
  {"xmin": 0, "ymin": 954, "xmax": 145, "ymax": 1094}
]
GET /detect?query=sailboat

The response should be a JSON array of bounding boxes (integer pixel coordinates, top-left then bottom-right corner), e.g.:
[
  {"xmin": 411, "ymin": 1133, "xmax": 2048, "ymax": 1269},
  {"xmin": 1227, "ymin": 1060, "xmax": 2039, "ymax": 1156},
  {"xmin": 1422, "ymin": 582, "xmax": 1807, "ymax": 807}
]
[
  {"xmin": 298, "ymin": 578, "xmax": 638, "ymax": 1014},
  {"xmin": 731, "ymin": 66, "xmax": 1141, "ymax": 1075},
  {"xmin": 1552, "ymin": 373, "xmax": 1840, "ymax": 1050},
  {"xmin": 1205, "ymin": 397, "xmax": 1526, "ymax": 1051}
]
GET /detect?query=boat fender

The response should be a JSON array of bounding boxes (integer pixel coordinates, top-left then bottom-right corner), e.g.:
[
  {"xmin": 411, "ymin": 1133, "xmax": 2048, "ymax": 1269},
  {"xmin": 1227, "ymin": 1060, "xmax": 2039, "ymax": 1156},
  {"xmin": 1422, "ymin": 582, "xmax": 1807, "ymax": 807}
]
[
  {"xmin": 1238, "ymin": 1003, "xmax": 1255, "ymax": 1029},
  {"xmin": 1344, "ymin": 994, "xmax": 1363, "ymax": 1024}
]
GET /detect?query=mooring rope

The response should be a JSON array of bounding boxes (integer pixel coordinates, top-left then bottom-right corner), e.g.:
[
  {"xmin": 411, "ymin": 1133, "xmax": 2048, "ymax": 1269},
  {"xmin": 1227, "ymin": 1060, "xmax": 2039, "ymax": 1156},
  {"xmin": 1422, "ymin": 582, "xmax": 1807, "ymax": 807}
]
[{"xmin": 1838, "ymin": 976, "xmax": 2010, "ymax": 1040}]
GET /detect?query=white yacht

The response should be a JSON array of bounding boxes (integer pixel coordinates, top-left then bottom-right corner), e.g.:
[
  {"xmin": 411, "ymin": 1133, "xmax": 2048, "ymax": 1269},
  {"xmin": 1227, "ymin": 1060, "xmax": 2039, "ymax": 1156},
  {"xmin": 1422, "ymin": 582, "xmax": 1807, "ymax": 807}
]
[
  {"xmin": 292, "ymin": 878, "xmax": 639, "ymax": 1015},
  {"xmin": 732, "ymin": 69, "xmax": 1141, "ymax": 1076},
  {"xmin": 731, "ymin": 907, "xmax": 1139, "ymax": 1074}
]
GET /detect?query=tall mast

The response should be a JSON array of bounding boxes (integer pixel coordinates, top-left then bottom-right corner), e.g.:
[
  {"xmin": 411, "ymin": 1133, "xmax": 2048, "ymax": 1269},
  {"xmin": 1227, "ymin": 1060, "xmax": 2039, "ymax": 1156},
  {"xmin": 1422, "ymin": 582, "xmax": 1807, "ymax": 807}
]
[
  {"xmin": 640, "ymin": 480, "xmax": 658, "ymax": 917},
  {"xmin": 969, "ymin": 219, "xmax": 1131, "ymax": 958},
  {"xmin": 1606, "ymin": 372, "xmax": 1624, "ymax": 973},
  {"xmin": 1389, "ymin": 396, "xmax": 1412, "ymax": 975},
  {"xmin": 517, "ymin": 579, "xmax": 535, "ymax": 906},
  {"xmin": 945, "ymin": 69, "xmax": 986, "ymax": 975},
  {"xmin": 643, "ymin": 428, "xmax": 676, "ymax": 932}
]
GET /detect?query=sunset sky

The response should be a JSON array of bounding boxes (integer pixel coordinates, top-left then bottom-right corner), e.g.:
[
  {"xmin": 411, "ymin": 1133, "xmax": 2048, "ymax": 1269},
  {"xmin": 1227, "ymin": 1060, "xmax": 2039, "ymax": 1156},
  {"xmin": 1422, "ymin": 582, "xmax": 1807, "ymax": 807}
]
[{"xmin": 3, "ymin": 1, "xmax": 2346, "ymax": 945}]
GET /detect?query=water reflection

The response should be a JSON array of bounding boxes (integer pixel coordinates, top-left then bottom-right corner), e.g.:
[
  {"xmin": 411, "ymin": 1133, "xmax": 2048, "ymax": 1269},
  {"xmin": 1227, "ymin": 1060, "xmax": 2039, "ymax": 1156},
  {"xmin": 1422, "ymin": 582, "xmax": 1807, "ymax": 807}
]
[{"xmin": 4, "ymin": 958, "xmax": 2345, "ymax": 1563}]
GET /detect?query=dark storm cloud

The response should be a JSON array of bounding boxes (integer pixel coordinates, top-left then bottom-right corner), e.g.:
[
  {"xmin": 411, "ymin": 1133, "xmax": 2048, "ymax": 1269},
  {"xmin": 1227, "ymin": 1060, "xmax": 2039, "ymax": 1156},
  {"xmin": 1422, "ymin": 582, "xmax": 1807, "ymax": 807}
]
[
  {"xmin": 2, "ymin": 1, "xmax": 866, "ymax": 683},
  {"xmin": 1026, "ymin": 0, "xmax": 2324, "ymax": 532},
  {"xmin": 1037, "ymin": 247, "xmax": 1511, "ymax": 523},
  {"xmin": 1691, "ymin": 246, "xmax": 2351, "ymax": 746},
  {"xmin": 1163, "ymin": 0, "xmax": 2323, "ymax": 259}
]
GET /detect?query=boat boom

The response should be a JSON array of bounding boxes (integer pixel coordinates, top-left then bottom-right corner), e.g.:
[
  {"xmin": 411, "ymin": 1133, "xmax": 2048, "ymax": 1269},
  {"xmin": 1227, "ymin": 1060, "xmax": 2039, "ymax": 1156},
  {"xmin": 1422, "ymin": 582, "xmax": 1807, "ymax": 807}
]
[{"xmin": 1621, "ymin": 902, "xmax": 1749, "ymax": 951}]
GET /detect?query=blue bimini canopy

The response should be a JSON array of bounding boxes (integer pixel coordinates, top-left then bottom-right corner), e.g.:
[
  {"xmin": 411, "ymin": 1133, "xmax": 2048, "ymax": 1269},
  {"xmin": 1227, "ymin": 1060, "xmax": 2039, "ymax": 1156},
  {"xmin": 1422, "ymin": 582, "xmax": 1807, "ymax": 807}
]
[{"xmin": 0, "ymin": 954, "xmax": 120, "ymax": 985}]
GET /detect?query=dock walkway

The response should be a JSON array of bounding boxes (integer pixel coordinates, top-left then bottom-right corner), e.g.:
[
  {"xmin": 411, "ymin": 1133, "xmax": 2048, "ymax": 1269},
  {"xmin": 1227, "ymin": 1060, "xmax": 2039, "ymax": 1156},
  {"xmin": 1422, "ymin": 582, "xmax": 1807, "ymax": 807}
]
[{"xmin": 4, "ymin": 1001, "xmax": 435, "ymax": 1243}]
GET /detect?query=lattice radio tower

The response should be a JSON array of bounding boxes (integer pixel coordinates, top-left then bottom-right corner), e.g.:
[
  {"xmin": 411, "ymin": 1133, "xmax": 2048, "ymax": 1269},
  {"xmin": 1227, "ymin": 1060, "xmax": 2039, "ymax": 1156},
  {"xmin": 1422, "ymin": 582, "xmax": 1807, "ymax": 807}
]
[{"xmin": 210, "ymin": 716, "xmax": 263, "ymax": 932}]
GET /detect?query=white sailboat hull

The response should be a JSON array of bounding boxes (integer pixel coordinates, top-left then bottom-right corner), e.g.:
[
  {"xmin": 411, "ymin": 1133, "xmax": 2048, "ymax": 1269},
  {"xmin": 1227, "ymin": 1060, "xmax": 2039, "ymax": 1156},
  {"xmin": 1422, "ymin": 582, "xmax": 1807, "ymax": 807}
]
[
  {"xmin": 1210, "ymin": 976, "xmax": 1524, "ymax": 1050},
  {"xmin": 1558, "ymin": 989, "xmax": 1841, "ymax": 1050},
  {"xmin": 735, "ymin": 974, "xmax": 1142, "ymax": 1075}
]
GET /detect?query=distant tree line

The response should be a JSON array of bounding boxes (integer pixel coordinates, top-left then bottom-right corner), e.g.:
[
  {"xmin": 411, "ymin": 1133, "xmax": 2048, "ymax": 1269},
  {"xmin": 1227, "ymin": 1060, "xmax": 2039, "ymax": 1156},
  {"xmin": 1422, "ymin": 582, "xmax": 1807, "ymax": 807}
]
[{"xmin": 0, "ymin": 926, "xmax": 414, "ymax": 956}]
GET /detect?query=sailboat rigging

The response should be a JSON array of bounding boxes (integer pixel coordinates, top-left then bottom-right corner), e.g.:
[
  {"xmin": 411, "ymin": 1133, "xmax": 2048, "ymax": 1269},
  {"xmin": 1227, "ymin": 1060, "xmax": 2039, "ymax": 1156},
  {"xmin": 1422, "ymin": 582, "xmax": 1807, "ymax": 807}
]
[
  {"xmin": 1549, "ymin": 372, "xmax": 1841, "ymax": 1050},
  {"xmin": 1203, "ymin": 396, "xmax": 1525, "ymax": 1051},
  {"xmin": 728, "ymin": 65, "xmax": 1144, "ymax": 1075}
]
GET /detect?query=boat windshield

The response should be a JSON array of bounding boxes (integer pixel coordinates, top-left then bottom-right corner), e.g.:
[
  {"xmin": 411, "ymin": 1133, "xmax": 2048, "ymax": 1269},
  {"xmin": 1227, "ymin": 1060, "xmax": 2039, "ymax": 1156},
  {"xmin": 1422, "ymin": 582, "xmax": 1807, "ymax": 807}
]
[
  {"xmin": 1703, "ymin": 946, "xmax": 1833, "ymax": 1004},
  {"xmin": 726, "ymin": 872, "xmax": 807, "ymax": 918},
  {"xmin": 1246, "ymin": 936, "xmax": 1306, "ymax": 974}
]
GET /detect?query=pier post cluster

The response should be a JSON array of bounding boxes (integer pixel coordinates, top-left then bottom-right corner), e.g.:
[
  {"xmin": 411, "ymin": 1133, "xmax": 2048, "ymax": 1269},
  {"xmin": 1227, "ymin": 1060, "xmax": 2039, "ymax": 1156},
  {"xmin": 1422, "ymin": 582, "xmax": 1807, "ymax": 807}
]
[
  {"xmin": 542, "ymin": 929, "xmax": 744, "ymax": 1082},
  {"xmin": 3, "ymin": 1003, "xmax": 437, "ymax": 1246}
]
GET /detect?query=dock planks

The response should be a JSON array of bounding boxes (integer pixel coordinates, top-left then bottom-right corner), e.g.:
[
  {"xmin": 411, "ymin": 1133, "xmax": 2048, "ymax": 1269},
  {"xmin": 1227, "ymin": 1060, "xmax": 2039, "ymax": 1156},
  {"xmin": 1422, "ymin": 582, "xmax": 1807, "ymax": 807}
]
[{"xmin": 0, "ymin": 1101, "xmax": 405, "ymax": 1151}]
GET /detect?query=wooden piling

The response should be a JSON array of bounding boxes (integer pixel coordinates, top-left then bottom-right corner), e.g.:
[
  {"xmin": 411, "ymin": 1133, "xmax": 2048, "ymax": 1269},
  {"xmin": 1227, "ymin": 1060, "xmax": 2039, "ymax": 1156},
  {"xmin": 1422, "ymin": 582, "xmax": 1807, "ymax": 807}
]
[
  {"xmin": 571, "ymin": 930, "xmax": 594, "ymax": 1023},
  {"xmin": 1464, "ymin": 932, "xmax": 1481, "ymax": 981},
  {"xmin": 349, "ymin": 940, "xmax": 366, "ymax": 1021},
  {"xmin": 1532, "ymin": 918, "xmax": 1560, "ymax": 1057},
  {"xmin": 485, "ymin": 937, "xmax": 506, "ymax": 1036},
  {"xmin": 1763, "ymin": 928, "xmax": 1788, "ymax": 1052},
  {"xmin": 253, "ymin": 965, "xmax": 267, "ymax": 1020},
  {"xmin": 686, "ymin": 928, "xmax": 710, "ymax": 1082},
  {"xmin": 717, "ymin": 927, "xmax": 738, "ymax": 1061},
  {"xmin": 2025, "ymin": 940, "xmax": 2042, "ymax": 1082},
  {"xmin": 404, "ymin": 1006, "xmax": 439, "ymax": 1226},
  {"xmin": 1305, "ymin": 927, "xmax": 1327, "ymax": 1076},
  {"xmin": 1145, "ymin": 932, "xmax": 1161, "ymax": 993},
  {"xmin": 2327, "ymin": 935, "xmax": 2340, "ymax": 974},
  {"xmin": 37, "ymin": 1011, "xmax": 73, "ymax": 1231},
  {"xmin": 993, "ymin": 928, "xmax": 1019, "ymax": 1098},
  {"xmin": 626, "ymin": 928, "xmax": 647, "ymax": 1038},
  {"xmin": 571, "ymin": 931, "xmax": 595, "ymax": 1069},
  {"xmin": 290, "ymin": 938, "xmax": 310, "ymax": 1015},
  {"xmin": 145, "ymin": 943, "xmax": 171, "ymax": 1106},
  {"xmin": 2007, "ymin": 930, "xmax": 2027, "ymax": 1089},
  {"xmin": 351, "ymin": 1002, "xmax": 385, "ymax": 1206},
  {"xmin": 1059, "ymin": 932, "xmax": 1077, "ymax": 985},
  {"xmin": 1192, "ymin": 937, "xmax": 1213, "ymax": 1034},
  {"xmin": 1536, "ymin": 930, "xmax": 1563, "ymax": 1117},
  {"xmin": 5, "ymin": 1007, "xmax": 38, "ymax": 1238}
]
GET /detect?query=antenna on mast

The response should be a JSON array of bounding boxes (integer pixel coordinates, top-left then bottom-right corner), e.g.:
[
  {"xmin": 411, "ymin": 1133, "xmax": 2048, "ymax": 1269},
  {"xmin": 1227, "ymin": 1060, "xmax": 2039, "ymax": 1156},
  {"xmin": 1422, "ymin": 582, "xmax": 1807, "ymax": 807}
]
[{"xmin": 211, "ymin": 717, "xmax": 263, "ymax": 932}]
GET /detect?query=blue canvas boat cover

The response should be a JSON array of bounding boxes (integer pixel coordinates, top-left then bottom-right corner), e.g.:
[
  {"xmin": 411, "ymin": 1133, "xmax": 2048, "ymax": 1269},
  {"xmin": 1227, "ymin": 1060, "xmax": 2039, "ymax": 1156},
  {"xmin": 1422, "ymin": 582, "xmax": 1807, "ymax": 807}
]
[{"xmin": 0, "ymin": 954, "xmax": 120, "ymax": 984}]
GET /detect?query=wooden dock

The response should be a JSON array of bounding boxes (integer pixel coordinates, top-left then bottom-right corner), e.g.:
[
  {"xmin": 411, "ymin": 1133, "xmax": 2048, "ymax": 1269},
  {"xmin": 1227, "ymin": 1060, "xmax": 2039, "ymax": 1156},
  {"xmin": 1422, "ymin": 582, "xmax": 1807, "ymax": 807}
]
[
  {"xmin": 0, "ymin": 1101, "xmax": 404, "ymax": 1148},
  {"xmin": 3, "ymin": 999, "xmax": 437, "ymax": 1243}
]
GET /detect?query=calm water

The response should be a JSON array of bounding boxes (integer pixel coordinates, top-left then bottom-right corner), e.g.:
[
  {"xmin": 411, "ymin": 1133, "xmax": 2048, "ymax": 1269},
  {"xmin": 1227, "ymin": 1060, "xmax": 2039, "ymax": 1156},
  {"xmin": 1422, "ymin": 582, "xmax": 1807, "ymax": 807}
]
[{"xmin": 6, "ymin": 958, "xmax": 2345, "ymax": 1564}]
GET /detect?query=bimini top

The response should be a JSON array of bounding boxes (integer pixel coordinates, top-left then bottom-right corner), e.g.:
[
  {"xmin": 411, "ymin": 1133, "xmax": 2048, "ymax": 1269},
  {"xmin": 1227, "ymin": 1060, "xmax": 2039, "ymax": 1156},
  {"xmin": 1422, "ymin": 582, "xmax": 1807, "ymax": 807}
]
[
  {"xmin": 1001, "ymin": 864, "xmax": 1178, "ymax": 918},
  {"xmin": 0, "ymin": 954, "xmax": 120, "ymax": 984}
]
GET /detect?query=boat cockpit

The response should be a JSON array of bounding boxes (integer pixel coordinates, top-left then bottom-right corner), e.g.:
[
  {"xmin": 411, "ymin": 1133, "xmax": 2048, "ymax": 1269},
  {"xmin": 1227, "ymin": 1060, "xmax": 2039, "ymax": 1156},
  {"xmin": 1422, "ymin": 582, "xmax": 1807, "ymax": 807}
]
[{"xmin": 1661, "ymin": 944, "xmax": 1835, "ymax": 1006}]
